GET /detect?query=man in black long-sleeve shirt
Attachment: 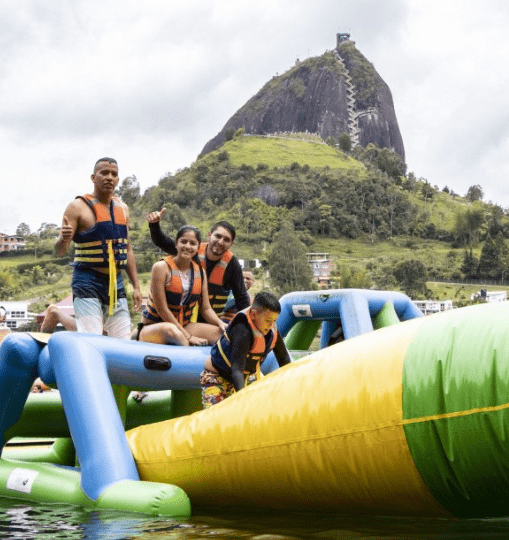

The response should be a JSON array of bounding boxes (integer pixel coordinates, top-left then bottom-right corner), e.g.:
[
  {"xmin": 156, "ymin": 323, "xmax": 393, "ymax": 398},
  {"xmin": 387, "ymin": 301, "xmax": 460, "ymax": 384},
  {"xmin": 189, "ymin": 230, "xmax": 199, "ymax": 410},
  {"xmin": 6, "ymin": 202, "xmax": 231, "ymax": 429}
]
[{"xmin": 146, "ymin": 208, "xmax": 250, "ymax": 320}]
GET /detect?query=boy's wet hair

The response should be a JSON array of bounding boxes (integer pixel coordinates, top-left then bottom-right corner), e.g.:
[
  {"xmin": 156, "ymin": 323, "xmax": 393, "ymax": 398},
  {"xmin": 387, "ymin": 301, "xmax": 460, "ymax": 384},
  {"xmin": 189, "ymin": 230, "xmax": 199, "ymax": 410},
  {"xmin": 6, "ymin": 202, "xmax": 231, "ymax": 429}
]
[{"xmin": 252, "ymin": 291, "xmax": 281, "ymax": 313}]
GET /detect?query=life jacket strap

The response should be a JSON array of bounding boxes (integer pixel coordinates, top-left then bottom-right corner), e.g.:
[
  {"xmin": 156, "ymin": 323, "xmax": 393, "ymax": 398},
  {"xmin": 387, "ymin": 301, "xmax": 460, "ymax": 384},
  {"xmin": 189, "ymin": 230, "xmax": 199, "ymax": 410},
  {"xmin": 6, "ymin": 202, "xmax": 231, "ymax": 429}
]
[{"xmin": 107, "ymin": 240, "xmax": 117, "ymax": 316}]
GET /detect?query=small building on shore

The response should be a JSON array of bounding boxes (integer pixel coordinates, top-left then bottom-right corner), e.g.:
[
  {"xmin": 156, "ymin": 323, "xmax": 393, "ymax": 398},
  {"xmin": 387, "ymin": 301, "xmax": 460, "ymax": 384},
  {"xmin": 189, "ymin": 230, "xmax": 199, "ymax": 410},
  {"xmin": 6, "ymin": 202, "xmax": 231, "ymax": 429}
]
[
  {"xmin": 307, "ymin": 253, "xmax": 332, "ymax": 288},
  {"xmin": 0, "ymin": 301, "xmax": 35, "ymax": 329},
  {"xmin": 413, "ymin": 299, "xmax": 454, "ymax": 316},
  {"xmin": 0, "ymin": 233, "xmax": 26, "ymax": 252},
  {"xmin": 471, "ymin": 289, "xmax": 507, "ymax": 303}
]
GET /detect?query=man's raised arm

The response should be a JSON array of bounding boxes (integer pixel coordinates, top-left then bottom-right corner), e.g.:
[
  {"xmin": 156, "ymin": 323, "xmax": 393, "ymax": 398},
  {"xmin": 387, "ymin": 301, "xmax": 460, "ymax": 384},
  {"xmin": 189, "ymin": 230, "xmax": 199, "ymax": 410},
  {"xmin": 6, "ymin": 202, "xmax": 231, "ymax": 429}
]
[{"xmin": 55, "ymin": 204, "xmax": 79, "ymax": 256}]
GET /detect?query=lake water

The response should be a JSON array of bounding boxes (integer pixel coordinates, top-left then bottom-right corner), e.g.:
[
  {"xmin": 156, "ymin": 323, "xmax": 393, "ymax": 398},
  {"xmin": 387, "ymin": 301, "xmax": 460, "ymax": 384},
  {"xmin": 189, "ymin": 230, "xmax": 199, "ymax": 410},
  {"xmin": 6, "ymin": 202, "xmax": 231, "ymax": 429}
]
[{"xmin": 2, "ymin": 498, "xmax": 509, "ymax": 539}]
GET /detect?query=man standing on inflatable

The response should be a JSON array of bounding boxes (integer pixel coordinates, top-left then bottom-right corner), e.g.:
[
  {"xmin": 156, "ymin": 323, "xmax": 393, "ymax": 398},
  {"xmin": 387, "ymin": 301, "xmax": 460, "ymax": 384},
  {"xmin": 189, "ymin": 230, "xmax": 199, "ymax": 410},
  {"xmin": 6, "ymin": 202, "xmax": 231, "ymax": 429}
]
[
  {"xmin": 201, "ymin": 291, "xmax": 292, "ymax": 408},
  {"xmin": 146, "ymin": 208, "xmax": 250, "ymax": 320},
  {"xmin": 55, "ymin": 157, "xmax": 142, "ymax": 338}
]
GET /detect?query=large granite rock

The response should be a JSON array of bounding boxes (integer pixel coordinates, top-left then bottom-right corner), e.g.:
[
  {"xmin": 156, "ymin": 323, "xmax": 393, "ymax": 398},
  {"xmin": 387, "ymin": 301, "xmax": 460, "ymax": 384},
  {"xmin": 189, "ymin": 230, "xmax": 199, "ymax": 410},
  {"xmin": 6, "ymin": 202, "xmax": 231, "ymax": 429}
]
[{"xmin": 200, "ymin": 35, "xmax": 405, "ymax": 162}]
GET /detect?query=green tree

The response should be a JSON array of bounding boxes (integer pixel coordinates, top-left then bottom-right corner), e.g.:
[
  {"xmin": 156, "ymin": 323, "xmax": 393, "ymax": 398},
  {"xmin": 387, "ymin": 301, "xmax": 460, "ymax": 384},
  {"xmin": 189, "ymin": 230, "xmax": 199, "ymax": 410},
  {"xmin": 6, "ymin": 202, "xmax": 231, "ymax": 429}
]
[
  {"xmin": 333, "ymin": 265, "xmax": 372, "ymax": 289},
  {"xmin": 0, "ymin": 267, "xmax": 16, "ymax": 295},
  {"xmin": 485, "ymin": 205, "xmax": 505, "ymax": 237},
  {"xmin": 453, "ymin": 207, "xmax": 485, "ymax": 247},
  {"xmin": 376, "ymin": 147, "xmax": 406, "ymax": 179},
  {"xmin": 466, "ymin": 184, "xmax": 484, "ymax": 202},
  {"xmin": 370, "ymin": 263, "xmax": 398, "ymax": 290},
  {"xmin": 31, "ymin": 265, "xmax": 44, "ymax": 285},
  {"xmin": 338, "ymin": 132, "xmax": 351, "ymax": 153},
  {"xmin": 420, "ymin": 181, "xmax": 435, "ymax": 207},
  {"xmin": 478, "ymin": 233, "xmax": 508, "ymax": 279},
  {"xmin": 318, "ymin": 204, "xmax": 333, "ymax": 235},
  {"xmin": 117, "ymin": 175, "xmax": 140, "ymax": 207},
  {"xmin": 354, "ymin": 143, "xmax": 406, "ymax": 179},
  {"xmin": 267, "ymin": 222, "xmax": 314, "ymax": 294},
  {"xmin": 224, "ymin": 127, "xmax": 235, "ymax": 142},
  {"xmin": 15, "ymin": 222, "xmax": 31, "ymax": 237},
  {"xmin": 37, "ymin": 223, "xmax": 60, "ymax": 239},
  {"xmin": 393, "ymin": 259, "xmax": 428, "ymax": 298},
  {"xmin": 460, "ymin": 249, "xmax": 479, "ymax": 279},
  {"xmin": 230, "ymin": 199, "xmax": 289, "ymax": 243},
  {"xmin": 233, "ymin": 127, "xmax": 245, "ymax": 138},
  {"xmin": 499, "ymin": 234, "xmax": 509, "ymax": 281}
]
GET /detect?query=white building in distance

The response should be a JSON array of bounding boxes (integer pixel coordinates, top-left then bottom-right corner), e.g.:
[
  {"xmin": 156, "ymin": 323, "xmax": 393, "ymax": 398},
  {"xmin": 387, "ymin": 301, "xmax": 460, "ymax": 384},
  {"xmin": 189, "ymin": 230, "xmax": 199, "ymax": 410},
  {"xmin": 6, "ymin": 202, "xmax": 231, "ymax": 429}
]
[{"xmin": 0, "ymin": 301, "xmax": 35, "ymax": 329}]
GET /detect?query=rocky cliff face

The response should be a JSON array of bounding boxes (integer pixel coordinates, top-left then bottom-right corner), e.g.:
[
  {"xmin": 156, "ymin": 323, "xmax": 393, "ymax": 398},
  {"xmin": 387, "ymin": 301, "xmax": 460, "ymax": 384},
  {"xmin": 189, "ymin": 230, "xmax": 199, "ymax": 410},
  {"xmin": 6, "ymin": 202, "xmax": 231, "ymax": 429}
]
[{"xmin": 200, "ymin": 37, "xmax": 405, "ymax": 162}]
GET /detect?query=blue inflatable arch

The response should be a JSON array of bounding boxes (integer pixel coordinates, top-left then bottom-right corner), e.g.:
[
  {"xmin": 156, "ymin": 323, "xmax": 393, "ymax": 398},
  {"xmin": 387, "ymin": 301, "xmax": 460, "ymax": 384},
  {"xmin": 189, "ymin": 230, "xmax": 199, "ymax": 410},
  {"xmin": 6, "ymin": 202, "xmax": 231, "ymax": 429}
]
[
  {"xmin": 277, "ymin": 289, "xmax": 422, "ymax": 338},
  {"xmin": 262, "ymin": 289, "xmax": 422, "ymax": 372}
]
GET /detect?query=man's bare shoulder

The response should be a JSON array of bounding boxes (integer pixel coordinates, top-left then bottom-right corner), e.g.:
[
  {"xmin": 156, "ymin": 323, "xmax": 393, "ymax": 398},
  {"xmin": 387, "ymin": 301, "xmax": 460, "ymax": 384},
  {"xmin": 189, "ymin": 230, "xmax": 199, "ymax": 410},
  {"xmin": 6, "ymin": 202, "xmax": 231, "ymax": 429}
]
[{"xmin": 64, "ymin": 197, "xmax": 89, "ymax": 217}]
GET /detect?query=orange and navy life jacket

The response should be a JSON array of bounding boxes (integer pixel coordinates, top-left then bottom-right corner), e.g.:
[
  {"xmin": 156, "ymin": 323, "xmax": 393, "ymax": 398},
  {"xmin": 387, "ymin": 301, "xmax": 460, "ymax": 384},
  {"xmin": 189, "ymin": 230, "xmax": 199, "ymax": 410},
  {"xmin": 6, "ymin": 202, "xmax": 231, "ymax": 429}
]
[
  {"xmin": 73, "ymin": 194, "xmax": 128, "ymax": 270},
  {"xmin": 197, "ymin": 243, "xmax": 233, "ymax": 315},
  {"xmin": 220, "ymin": 292, "xmax": 253, "ymax": 323},
  {"xmin": 144, "ymin": 256, "xmax": 202, "ymax": 326},
  {"xmin": 210, "ymin": 307, "xmax": 278, "ymax": 379}
]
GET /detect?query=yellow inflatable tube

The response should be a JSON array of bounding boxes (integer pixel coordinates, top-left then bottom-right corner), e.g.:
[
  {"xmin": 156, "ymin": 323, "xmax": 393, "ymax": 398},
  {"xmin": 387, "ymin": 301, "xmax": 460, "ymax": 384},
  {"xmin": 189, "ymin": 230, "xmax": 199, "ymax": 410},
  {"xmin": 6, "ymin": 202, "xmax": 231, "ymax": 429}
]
[{"xmin": 127, "ymin": 317, "xmax": 449, "ymax": 517}]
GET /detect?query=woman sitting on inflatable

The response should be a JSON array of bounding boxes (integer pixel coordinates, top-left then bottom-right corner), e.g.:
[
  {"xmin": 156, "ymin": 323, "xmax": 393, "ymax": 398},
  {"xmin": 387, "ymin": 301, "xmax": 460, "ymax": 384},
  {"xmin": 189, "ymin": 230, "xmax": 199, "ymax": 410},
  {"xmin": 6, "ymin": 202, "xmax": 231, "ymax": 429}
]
[{"xmin": 138, "ymin": 225, "xmax": 227, "ymax": 346}]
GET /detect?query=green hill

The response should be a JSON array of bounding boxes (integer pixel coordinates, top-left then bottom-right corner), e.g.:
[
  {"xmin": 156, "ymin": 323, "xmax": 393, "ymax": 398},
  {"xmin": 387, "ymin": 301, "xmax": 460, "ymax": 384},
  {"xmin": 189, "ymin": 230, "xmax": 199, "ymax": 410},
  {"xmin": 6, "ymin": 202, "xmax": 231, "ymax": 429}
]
[
  {"xmin": 204, "ymin": 133, "xmax": 366, "ymax": 173},
  {"xmin": 4, "ymin": 132, "xmax": 509, "ymax": 307},
  {"xmin": 125, "ymin": 132, "xmax": 509, "ymax": 299}
]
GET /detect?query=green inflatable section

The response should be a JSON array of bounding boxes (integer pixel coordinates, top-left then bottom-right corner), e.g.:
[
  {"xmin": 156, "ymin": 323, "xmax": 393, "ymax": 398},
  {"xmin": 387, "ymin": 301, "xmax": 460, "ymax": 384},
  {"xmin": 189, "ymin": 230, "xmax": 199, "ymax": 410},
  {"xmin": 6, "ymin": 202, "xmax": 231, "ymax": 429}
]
[
  {"xmin": 2, "ymin": 437, "xmax": 75, "ymax": 465},
  {"xmin": 372, "ymin": 301, "xmax": 400, "ymax": 329},
  {"xmin": 402, "ymin": 302, "xmax": 509, "ymax": 517},
  {"xmin": 0, "ymin": 386, "xmax": 193, "ymax": 517},
  {"xmin": 0, "ymin": 459, "xmax": 190, "ymax": 517},
  {"xmin": 284, "ymin": 320, "xmax": 321, "ymax": 350}
]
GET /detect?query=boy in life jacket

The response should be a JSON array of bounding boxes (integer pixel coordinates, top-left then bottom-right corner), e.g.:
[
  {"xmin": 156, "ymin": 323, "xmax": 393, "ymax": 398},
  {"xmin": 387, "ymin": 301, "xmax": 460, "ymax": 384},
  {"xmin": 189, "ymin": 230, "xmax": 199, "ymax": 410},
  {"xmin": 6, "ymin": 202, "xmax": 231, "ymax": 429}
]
[
  {"xmin": 146, "ymin": 208, "xmax": 250, "ymax": 319},
  {"xmin": 201, "ymin": 291, "xmax": 292, "ymax": 408},
  {"xmin": 55, "ymin": 157, "xmax": 142, "ymax": 338}
]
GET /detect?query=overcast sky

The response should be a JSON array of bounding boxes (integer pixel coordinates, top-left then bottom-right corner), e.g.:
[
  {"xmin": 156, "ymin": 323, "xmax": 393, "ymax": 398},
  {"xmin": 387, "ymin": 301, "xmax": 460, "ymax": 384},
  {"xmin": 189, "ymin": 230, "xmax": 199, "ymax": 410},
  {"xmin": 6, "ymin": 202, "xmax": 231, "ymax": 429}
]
[{"xmin": 2, "ymin": 0, "xmax": 509, "ymax": 235}]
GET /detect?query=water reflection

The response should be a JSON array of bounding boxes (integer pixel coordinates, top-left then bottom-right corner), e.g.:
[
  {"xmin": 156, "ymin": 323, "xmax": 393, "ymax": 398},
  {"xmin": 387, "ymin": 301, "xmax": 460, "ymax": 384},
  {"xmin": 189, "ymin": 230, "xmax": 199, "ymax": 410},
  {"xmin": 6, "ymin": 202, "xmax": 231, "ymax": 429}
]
[
  {"xmin": 0, "ymin": 500, "xmax": 189, "ymax": 540},
  {"xmin": 0, "ymin": 502, "xmax": 82, "ymax": 539},
  {"xmin": 2, "ymin": 498, "xmax": 509, "ymax": 539}
]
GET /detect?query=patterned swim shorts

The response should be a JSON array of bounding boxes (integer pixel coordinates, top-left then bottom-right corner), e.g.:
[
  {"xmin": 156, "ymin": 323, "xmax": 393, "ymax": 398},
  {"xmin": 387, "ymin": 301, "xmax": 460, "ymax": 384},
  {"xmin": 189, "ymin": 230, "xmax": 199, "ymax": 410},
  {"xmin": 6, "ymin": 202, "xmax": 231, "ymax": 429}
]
[
  {"xmin": 200, "ymin": 369, "xmax": 257, "ymax": 408},
  {"xmin": 200, "ymin": 369, "xmax": 234, "ymax": 408}
]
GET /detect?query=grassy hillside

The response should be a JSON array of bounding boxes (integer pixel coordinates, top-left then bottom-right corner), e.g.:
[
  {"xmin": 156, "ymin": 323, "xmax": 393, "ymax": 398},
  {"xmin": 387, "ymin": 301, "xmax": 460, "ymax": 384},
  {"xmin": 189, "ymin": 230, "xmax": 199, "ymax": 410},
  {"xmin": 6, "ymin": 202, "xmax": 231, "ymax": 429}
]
[
  {"xmin": 406, "ymin": 187, "xmax": 491, "ymax": 231},
  {"xmin": 205, "ymin": 133, "xmax": 366, "ymax": 173},
  {"xmin": 0, "ymin": 254, "xmax": 51, "ymax": 267},
  {"xmin": 5, "ymin": 133, "xmax": 509, "ymax": 309}
]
